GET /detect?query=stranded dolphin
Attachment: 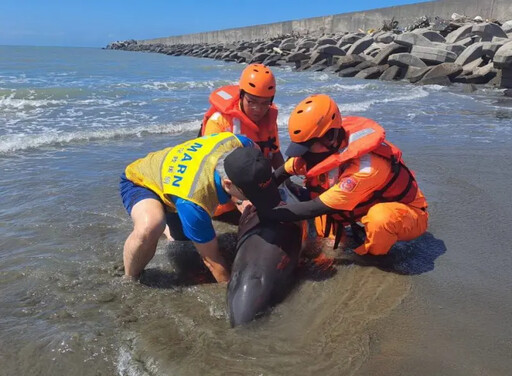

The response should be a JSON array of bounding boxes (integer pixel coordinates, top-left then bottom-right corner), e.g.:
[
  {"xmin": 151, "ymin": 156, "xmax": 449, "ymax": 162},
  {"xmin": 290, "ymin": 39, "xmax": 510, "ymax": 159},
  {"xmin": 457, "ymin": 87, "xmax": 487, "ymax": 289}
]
[
  {"xmin": 227, "ymin": 187, "xmax": 305, "ymax": 327},
  {"xmin": 164, "ymin": 186, "xmax": 305, "ymax": 327}
]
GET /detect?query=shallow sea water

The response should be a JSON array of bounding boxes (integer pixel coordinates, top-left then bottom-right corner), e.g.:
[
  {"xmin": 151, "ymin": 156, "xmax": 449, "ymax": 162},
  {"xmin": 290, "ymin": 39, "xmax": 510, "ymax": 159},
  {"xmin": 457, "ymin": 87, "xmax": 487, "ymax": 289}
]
[{"xmin": 1, "ymin": 46, "xmax": 511, "ymax": 375}]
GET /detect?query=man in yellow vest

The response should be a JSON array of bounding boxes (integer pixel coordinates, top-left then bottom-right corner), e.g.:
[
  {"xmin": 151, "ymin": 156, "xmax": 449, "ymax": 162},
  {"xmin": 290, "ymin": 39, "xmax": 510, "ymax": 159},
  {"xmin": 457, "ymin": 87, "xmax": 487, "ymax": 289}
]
[{"xmin": 119, "ymin": 132, "xmax": 281, "ymax": 282}]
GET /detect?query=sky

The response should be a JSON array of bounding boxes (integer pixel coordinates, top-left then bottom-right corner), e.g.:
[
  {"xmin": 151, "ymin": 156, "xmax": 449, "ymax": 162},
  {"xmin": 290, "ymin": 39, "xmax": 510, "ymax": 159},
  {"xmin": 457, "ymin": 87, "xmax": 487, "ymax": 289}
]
[{"xmin": 0, "ymin": 0, "xmax": 432, "ymax": 47}]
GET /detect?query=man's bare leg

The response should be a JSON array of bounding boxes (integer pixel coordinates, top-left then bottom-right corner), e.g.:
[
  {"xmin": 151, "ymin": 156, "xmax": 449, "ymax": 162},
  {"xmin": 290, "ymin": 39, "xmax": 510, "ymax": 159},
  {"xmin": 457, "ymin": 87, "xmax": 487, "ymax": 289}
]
[{"xmin": 123, "ymin": 198, "xmax": 167, "ymax": 278}]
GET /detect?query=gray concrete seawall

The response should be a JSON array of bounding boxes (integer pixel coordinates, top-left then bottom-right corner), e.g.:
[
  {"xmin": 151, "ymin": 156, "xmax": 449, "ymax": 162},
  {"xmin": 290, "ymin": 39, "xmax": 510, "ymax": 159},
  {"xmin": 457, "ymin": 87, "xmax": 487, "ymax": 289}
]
[{"xmin": 138, "ymin": 0, "xmax": 512, "ymax": 45}]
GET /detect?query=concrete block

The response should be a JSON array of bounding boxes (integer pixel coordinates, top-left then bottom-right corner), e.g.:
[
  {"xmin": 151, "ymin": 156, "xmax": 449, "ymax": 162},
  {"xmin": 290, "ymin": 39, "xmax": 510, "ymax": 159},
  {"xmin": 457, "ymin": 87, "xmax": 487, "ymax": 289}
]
[
  {"xmin": 347, "ymin": 36, "xmax": 375, "ymax": 55},
  {"xmin": 388, "ymin": 52, "xmax": 427, "ymax": 68},
  {"xmin": 411, "ymin": 45, "xmax": 458, "ymax": 64},
  {"xmin": 355, "ymin": 65, "xmax": 388, "ymax": 79}
]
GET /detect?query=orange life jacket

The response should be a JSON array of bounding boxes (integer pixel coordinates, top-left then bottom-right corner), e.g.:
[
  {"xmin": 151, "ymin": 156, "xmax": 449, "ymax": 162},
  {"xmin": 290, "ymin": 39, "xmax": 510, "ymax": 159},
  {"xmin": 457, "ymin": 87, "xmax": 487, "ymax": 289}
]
[
  {"xmin": 200, "ymin": 85, "xmax": 279, "ymax": 158},
  {"xmin": 305, "ymin": 116, "xmax": 419, "ymax": 246}
]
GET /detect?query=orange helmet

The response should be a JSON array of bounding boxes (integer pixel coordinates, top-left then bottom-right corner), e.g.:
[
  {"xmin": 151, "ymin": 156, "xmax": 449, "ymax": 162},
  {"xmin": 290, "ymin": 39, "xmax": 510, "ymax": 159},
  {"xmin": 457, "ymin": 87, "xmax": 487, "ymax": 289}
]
[
  {"xmin": 239, "ymin": 63, "xmax": 276, "ymax": 97},
  {"xmin": 286, "ymin": 94, "xmax": 343, "ymax": 156}
]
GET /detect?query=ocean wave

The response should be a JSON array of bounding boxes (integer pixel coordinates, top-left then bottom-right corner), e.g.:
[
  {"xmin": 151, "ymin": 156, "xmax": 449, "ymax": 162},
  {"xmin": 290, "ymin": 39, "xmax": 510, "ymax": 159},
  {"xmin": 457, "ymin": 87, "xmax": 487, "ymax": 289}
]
[
  {"xmin": 0, "ymin": 121, "xmax": 200, "ymax": 154},
  {"xmin": 339, "ymin": 87, "xmax": 430, "ymax": 113},
  {"xmin": 0, "ymin": 93, "xmax": 67, "ymax": 110},
  {"xmin": 140, "ymin": 79, "xmax": 236, "ymax": 91},
  {"xmin": 291, "ymin": 82, "xmax": 377, "ymax": 94}
]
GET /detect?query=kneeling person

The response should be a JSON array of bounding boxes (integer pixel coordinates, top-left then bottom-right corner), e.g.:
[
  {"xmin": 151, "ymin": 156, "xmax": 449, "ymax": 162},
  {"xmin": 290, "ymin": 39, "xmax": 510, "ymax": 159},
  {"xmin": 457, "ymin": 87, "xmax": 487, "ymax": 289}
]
[{"xmin": 119, "ymin": 132, "xmax": 259, "ymax": 282}]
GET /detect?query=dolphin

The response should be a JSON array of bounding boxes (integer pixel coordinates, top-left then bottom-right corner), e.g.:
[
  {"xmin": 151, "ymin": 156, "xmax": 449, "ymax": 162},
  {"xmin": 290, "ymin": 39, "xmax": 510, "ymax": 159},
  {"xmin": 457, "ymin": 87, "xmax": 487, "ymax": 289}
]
[
  {"xmin": 227, "ymin": 186, "xmax": 305, "ymax": 327},
  {"xmin": 165, "ymin": 186, "xmax": 305, "ymax": 326}
]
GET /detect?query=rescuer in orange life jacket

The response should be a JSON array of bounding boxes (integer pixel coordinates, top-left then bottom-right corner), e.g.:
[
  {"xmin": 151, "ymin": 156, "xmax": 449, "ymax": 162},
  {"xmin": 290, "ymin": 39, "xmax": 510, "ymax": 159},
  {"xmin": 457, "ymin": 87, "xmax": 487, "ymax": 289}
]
[
  {"xmin": 200, "ymin": 63, "xmax": 284, "ymax": 168},
  {"xmin": 199, "ymin": 63, "xmax": 285, "ymax": 216},
  {"xmin": 255, "ymin": 94, "xmax": 429, "ymax": 256}
]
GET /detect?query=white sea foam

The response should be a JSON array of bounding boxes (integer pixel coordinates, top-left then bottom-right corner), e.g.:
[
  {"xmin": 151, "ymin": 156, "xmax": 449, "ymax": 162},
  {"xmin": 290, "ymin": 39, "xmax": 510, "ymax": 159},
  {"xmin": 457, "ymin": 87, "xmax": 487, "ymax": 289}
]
[
  {"xmin": 0, "ymin": 93, "xmax": 67, "ymax": 109},
  {"xmin": 0, "ymin": 121, "xmax": 200, "ymax": 154},
  {"xmin": 340, "ymin": 87, "xmax": 430, "ymax": 113},
  {"xmin": 292, "ymin": 82, "xmax": 375, "ymax": 94},
  {"xmin": 141, "ymin": 79, "xmax": 236, "ymax": 91}
]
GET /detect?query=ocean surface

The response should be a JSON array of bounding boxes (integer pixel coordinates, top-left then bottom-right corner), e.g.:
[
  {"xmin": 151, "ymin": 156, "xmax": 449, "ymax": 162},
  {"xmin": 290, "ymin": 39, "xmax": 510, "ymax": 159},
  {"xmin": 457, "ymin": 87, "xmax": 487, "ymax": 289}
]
[{"xmin": 1, "ymin": 45, "xmax": 512, "ymax": 376}]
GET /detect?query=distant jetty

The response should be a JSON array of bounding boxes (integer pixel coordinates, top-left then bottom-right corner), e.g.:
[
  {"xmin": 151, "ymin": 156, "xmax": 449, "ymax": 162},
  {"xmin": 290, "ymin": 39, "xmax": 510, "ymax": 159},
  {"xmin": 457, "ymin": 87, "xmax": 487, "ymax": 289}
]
[{"xmin": 106, "ymin": 1, "xmax": 512, "ymax": 91}]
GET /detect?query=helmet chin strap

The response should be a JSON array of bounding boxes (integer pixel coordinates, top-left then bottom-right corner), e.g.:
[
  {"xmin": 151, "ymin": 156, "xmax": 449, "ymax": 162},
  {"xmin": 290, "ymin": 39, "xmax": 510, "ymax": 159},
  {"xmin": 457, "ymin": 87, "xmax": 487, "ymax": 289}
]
[{"xmin": 324, "ymin": 129, "xmax": 344, "ymax": 152}]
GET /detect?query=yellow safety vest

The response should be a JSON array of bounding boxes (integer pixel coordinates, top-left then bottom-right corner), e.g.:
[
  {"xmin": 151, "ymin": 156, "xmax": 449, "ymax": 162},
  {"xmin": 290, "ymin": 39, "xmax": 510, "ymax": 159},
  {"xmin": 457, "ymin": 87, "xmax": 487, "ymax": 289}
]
[{"xmin": 125, "ymin": 132, "xmax": 243, "ymax": 216}]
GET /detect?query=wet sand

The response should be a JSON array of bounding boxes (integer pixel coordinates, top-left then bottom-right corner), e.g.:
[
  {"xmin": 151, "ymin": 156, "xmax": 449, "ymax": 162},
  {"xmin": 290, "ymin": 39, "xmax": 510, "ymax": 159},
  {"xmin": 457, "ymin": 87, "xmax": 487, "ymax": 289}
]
[{"xmin": 357, "ymin": 143, "xmax": 512, "ymax": 375}]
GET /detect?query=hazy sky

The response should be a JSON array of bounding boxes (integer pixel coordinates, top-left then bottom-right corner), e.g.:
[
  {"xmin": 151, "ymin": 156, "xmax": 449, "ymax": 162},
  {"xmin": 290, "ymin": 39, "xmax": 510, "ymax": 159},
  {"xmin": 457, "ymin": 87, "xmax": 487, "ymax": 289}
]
[{"xmin": 1, "ymin": 0, "xmax": 432, "ymax": 47}]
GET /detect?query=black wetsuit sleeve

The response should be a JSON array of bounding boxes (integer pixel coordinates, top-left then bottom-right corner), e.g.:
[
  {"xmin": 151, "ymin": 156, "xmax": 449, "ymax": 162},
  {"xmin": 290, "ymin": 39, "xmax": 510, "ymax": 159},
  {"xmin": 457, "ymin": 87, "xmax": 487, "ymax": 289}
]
[
  {"xmin": 272, "ymin": 165, "xmax": 290, "ymax": 186},
  {"xmin": 258, "ymin": 197, "xmax": 336, "ymax": 222}
]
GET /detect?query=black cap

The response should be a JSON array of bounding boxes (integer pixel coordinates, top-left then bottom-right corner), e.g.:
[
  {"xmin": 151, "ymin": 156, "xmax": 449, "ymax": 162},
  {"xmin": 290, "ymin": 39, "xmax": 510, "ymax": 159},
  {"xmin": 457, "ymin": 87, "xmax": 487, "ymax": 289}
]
[
  {"xmin": 224, "ymin": 147, "xmax": 281, "ymax": 210},
  {"xmin": 285, "ymin": 139, "xmax": 315, "ymax": 157}
]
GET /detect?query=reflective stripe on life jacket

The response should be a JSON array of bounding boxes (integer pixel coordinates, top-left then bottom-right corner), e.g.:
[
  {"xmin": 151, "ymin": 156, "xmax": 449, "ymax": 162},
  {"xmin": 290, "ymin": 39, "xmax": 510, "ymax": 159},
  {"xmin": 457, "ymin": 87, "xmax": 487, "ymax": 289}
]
[
  {"xmin": 126, "ymin": 132, "xmax": 243, "ymax": 216},
  {"xmin": 302, "ymin": 117, "xmax": 419, "ymax": 246},
  {"xmin": 200, "ymin": 85, "xmax": 279, "ymax": 158}
]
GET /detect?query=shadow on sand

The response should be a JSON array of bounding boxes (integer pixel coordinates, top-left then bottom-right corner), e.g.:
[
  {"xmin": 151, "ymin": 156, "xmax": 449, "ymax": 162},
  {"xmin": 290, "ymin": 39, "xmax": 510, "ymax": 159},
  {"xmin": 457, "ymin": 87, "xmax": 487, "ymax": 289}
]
[
  {"xmin": 139, "ymin": 232, "xmax": 237, "ymax": 288},
  {"xmin": 335, "ymin": 232, "xmax": 446, "ymax": 275},
  {"xmin": 138, "ymin": 231, "xmax": 446, "ymax": 288}
]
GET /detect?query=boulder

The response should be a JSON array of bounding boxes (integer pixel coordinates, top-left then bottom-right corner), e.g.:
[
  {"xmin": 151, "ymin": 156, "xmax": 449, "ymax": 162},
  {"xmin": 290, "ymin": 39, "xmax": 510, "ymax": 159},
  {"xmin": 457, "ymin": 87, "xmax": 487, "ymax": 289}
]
[
  {"xmin": 373, "ymin": 43, "xmax": 410, "ymax": 65},
  {"xmin": 333, "ymin": 55, "xmax": 367, "ymax": 72},
  {"xmin": 411, "ymin": 45, "xmax": 458, "ymax": 64},
  {"xmin": 489, "ymin": 69, "xmax": 512, "ymax": 88},
  {"xmin": 406, "ymin": 66, "xmax": 432, "ymax": 83},
  {"xmin": 316, "ymin": 37, "xmax": 337, "ymax": 46},
  {"xmin": 420, "ymin": 62, "xmax": 463, "ymax": 85},
  {"xmin": 380, "ymin": 65, "xmax": 403, "ymax": 81},
  {"xmin": 307, "ymin": 51, "xmax": 330, "ymax": 66},
  {"xmin": 238, "ymin": 51, "xmax": 254, "ymax": 62},
  {"xmin": 286, "ymin": 52, "xmax": 311, "ymax": 62},
  {"xmin": 310, "ymin": 60, "xmax": 328, "ymax": 71},
  {"xmin": 472, "ymin": 23, "xmax": 508, "ymax": 42},
  {"xmin": 316, "ymin": 45, "xmax": 346, "ymax": 56},
  {"xmin": 338, "ymin": 67, "xmax": 360, "ymax": 77},
  {"xmin": 354, "ymin": 60, "xmax": 377, "ymax": 70},
  {"xmin": 297, "ymin": 40, "xmax": 317, "ymax": 49},
  {"xmin": 395, "ymin": 32, "xmax": 436, "ymax": 48},
  {"xmin": 250, "ymin": 53, "xmax": 271, "ymax": 63},
  {"xmin": 481, "ymin": 41, "xmax": 507, "ymax": 58},
  {"xmin": 454, "ymin": 42, "xmax": 486, "ymax": 66},
  {"xmin": 502, "ymin": 20, "xmax": 512, "ymax": 34},
  {"xmin": 347, "ymin": 36, "xmax": 375, "ymax": 55},
  {"xmin": 339, "ymin": 33, "xmax": 365, "ymax": 45},
  {"xmin": 431, "ymin": 18, "xmax": 453, "ymax": 33},
  {"xmin": 412, "ymin": 29, "xmax": 446, "ymax": 43},
  {"xmin": 445, "ymin": 24, "xmax": 474, "ymax": 44},
  {"xmin": 388, "ymin": 53, "xmax": 428, "ymax": 68},
  {"xmin": 375, "ymin": 32, "xmax": 395, "ymax": 44},
  {"xmin": 418, "ymin": 75, "xmax": 452, "ymax": 86},
  {"xmin": 355, "ymin": 65, "xmax": 389, "ymax": 79},
  {"xmin": 493, "ymin": 41, "xmax": 512, "ymax": 69},
  {"xmin": 444, "ymin": 44, "xmax": 466, "ymax": 56},
  {"xmin": 453, "ymin": 69, "xmax": 497, "ymax": 84},
  {"xmin": 364, "ymin": 44, "xmax": 383, "ymax": 57},
  {"xmin": 280, "ymin": 42, "xmax": 297, "ymax": 51},
  {"xmin": 262, "ymin": 54, "xmax": 282, "ymax": 66},
  {"xmin": 462, "ymin": 57, "xmax": 484, "ymax": 74}
]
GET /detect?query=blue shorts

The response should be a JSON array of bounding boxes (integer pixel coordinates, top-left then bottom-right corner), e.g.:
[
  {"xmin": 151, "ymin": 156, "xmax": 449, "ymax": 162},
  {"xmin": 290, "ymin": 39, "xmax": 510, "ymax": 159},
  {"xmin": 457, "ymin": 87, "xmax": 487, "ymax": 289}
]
[
  {"xmin": 120, "ymin": 173, "xmax": 161, "ymax": 215},
  {"xmin": 119, "ymin": 173, "xmax": 215, "ymax": 243}
]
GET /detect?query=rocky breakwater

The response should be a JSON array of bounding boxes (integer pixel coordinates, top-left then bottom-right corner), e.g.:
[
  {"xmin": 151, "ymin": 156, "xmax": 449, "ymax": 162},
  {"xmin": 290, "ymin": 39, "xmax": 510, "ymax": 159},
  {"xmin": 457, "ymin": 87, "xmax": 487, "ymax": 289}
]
[{"xmin": 107, "ymin": 15, "xmax": 512, "ymax": 92}]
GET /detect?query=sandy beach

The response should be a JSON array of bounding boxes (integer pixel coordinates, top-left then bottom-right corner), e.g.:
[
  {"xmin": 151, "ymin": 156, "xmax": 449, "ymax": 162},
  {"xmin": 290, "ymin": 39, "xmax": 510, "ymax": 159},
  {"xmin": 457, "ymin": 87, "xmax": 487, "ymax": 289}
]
[{"xmin": 1, "ymin": 45, "xmax": 511, "ymax": 375}]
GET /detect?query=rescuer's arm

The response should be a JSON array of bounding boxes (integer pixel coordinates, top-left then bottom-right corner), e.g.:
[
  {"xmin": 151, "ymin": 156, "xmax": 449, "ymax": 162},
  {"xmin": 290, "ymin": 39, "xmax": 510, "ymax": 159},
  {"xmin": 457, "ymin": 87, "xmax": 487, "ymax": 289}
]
[
  {"xmin": 271, "ymin": 150, "xmax": 285, "ymax": 170},
  {"xmin": 258, "ymin": 197, "xmax": 336, "ymax": 223},
  {"xmin": 203, "ymin": 112, "xmax": 231, "ymax": 136},
  {"xmin": 193, "ymin": 238, "xmax": 230, "ymax": 283}
]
